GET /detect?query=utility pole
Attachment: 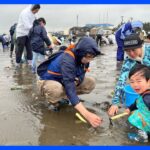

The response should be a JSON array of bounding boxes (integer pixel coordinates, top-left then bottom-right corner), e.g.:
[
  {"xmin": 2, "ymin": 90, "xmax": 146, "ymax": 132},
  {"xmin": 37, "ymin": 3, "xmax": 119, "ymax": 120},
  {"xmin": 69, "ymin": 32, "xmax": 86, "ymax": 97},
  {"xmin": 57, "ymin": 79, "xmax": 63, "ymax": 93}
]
[
  {"xmin": 107, "ymin": 11, "xmax": 108, "ymax": 24},
  {"xmin": 76, "ymin": 14, "xmax": 78, "ymax": 27},
  {"xmin": 121, "ymin": 16, "xmax": 124, "ymax": 25},
  {"xmin": 103, "ymin": 12, "xmax": 105, "ymax": 24},
  {"xmin": 99, "ymin": 12, "xmax": 101, "ymax": 24}
]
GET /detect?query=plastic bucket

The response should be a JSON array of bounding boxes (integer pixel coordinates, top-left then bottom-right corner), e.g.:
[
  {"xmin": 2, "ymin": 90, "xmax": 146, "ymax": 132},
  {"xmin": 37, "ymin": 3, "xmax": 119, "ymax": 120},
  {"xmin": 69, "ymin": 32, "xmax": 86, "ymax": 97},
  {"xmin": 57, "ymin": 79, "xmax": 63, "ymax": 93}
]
[{"xmin": 124, "ymin": 85, "xmax": 139, "ymax": 107}]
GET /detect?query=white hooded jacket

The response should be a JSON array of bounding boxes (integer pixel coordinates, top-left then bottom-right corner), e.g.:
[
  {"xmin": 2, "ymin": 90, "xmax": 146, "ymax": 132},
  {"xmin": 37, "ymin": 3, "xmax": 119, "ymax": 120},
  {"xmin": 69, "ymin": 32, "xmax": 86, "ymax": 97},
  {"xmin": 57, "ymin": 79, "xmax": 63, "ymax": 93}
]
[{"xmin": 16, "ymin": 5, "xmax": 37, "ymax": 38}]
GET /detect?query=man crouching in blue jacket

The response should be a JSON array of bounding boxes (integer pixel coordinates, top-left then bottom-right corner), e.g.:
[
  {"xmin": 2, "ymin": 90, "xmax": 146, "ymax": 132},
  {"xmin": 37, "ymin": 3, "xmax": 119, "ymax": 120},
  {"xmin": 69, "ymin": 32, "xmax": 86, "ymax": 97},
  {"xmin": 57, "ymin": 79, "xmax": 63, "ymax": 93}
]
[{"xmin": 37, "ymin": 37, "xmax": 103, "ymax": 128}]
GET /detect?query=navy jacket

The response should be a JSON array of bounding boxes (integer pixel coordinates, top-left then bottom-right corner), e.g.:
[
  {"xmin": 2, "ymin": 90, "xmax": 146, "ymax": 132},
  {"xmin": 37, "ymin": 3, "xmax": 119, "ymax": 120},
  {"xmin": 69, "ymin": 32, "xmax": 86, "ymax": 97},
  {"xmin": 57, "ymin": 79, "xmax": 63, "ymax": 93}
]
[
  {"xmin": 40, "ymin": 37, "xmax": 100, "ymax": 106},
  {"xmin": 29, "ymin": 22, "xmax": 51, "ymax": 55}
]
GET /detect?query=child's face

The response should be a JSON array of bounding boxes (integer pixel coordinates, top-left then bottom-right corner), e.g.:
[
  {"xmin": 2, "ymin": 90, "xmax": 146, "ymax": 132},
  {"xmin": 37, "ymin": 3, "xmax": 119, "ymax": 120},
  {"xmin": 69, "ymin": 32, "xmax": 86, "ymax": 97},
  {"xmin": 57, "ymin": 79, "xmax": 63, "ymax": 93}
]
[{"xmin": 129, "ymin": 72, "xmax": 150, "ymax": 94}]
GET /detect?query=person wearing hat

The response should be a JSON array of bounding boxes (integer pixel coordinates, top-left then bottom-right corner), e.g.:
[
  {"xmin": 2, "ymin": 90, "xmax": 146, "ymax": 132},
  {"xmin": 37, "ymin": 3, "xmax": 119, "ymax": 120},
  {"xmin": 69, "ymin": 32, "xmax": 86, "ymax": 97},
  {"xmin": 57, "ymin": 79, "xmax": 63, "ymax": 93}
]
[
  {"xmin": 37, "ymin": 36, "xmax": 102, "ymax": 128},
  {"xmin": 108, "ymin": 33, "xmax": 150, "ymax": 116},
  {"xmin": 115, "ymin": 21, "xmax": 143, "ymax": 62},
  {"xmin": 15, "ymin": 4, "xmax": 40, "ymax": 69}
]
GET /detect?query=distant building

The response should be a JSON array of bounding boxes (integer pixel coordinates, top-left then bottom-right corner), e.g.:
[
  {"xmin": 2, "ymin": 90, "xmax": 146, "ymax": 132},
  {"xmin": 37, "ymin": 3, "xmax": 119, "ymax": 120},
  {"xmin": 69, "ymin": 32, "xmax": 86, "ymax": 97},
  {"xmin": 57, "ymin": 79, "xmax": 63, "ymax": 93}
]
[
  {"xmin": 85, "ymin": 23, "xmax": 114, "ymax": 28},
  {"xmin": 69, "ymin": 23, "xmax": 114, "ymax": 37},
  {"xmin": 69, "ymin": 26, "xmax": 93, "ymax": 37},
  {"xmin": 69, "ymin": 27, "xmax": 81, "ymax": 35}
]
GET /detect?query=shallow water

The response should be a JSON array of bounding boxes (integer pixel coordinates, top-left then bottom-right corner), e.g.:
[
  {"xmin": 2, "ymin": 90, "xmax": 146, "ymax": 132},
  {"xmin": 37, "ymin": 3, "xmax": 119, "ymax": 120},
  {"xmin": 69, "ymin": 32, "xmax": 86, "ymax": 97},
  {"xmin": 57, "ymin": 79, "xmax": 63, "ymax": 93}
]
[{"xmin": 0, "ymin": 45, "xmax": 149, "ymax": 145}]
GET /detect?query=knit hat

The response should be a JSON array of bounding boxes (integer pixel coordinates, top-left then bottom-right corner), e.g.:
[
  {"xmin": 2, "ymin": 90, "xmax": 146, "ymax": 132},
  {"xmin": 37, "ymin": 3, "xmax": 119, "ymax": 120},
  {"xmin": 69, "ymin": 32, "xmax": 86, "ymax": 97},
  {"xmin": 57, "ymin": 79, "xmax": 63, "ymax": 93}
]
[{"xmin": 123, "ymin": 34, "xmax": 143, "ymax": 50}]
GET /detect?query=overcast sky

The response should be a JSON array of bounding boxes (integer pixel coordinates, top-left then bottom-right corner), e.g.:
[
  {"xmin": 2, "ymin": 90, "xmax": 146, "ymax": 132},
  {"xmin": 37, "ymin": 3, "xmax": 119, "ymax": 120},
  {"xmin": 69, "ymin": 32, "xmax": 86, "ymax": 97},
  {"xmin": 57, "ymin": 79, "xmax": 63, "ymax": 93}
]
[{"xmin": 0, "ymin": 4, "xmax": 150, "ymax": 34}]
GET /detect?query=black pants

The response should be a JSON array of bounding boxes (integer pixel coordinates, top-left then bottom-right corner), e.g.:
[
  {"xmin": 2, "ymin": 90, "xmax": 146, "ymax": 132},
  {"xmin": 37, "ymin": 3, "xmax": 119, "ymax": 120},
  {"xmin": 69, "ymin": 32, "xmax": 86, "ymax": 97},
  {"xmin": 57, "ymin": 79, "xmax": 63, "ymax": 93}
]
[
  {"xmin": 16, "ymin": 36, "xmax": 32, "ymax": 63},
  {"xmin": 96, "ymin": 34, "xmax": 102, "ymax": 46},
  {"xmin": 10, "ymin": 35, "xmax": 15, "ymax": 52}
]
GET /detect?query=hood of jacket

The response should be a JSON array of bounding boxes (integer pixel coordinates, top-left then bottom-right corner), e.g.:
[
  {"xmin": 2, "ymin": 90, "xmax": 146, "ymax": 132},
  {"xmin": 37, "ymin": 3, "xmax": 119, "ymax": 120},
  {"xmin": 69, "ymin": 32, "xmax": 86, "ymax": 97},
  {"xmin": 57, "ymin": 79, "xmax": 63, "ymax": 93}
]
[{"xmin": 73, "ymin": 36, "xmax": 100, "ymax": 64}]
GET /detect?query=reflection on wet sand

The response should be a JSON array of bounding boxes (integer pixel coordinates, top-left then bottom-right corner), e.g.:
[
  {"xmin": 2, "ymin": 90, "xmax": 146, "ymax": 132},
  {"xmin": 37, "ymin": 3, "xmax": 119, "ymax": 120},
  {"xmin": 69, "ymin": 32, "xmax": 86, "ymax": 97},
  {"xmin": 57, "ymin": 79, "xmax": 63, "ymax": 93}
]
[{"xmin": 0, "ymin": 46, "xmax": 149, "ymax": 145}]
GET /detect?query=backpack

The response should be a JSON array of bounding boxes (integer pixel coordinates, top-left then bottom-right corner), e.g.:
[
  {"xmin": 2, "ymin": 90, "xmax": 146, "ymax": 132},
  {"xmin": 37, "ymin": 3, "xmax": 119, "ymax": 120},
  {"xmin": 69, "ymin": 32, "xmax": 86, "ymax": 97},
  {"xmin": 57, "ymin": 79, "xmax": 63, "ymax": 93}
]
[
  {"xmin": 37, "ymin": 44, "xmax": 77, "ymax": 77},
  {"xmin": 37, "ymin": 51, "xmax": 63, "ymax": 77}
]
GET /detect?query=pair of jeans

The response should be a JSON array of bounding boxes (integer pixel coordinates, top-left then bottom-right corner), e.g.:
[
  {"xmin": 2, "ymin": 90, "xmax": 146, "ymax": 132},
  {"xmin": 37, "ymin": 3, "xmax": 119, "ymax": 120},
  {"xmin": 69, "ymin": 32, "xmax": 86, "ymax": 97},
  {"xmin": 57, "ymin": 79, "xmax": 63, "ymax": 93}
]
[{"xmin": 32, "ymin": 51, "xmax": 45, "ymax": 69}]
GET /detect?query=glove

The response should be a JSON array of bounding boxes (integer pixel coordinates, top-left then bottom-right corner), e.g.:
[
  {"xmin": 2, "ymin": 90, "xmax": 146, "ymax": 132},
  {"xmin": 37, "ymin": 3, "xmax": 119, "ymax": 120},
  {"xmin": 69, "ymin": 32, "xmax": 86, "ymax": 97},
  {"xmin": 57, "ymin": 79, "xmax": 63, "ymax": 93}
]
[{"xmin": 45, "ymin": 48, "xmax": 53, "ymax": 56}]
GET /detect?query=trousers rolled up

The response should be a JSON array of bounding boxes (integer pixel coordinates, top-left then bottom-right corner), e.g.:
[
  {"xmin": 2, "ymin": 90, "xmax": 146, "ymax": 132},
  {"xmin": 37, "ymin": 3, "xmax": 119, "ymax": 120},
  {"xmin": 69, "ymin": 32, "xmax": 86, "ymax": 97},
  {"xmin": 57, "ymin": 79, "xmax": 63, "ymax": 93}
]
[{"xmin": 37, "ymin": 76, "xmax": 96, "ymax": 104}]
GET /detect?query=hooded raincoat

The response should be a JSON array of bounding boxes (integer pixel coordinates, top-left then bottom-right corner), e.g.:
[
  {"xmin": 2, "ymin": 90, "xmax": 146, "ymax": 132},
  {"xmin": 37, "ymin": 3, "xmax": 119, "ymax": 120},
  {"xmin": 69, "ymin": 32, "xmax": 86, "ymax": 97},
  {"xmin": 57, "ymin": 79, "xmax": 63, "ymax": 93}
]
[{"xmin": 39, "ymin": 37, "xmax": 100, "ymax": 105}]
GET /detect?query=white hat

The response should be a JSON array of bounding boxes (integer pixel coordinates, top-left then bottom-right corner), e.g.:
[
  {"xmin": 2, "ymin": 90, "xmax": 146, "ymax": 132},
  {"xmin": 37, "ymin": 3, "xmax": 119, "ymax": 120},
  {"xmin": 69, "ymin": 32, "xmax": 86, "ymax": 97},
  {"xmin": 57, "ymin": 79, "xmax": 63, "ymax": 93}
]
[{"xmin": 52, "ymin": 36, "xmax": 62, "ymax": 45}]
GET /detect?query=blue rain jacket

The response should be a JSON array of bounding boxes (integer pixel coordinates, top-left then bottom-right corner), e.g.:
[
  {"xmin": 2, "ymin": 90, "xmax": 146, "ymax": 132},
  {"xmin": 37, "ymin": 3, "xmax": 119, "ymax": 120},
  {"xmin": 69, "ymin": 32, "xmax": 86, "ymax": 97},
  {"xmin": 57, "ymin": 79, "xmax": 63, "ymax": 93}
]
[{"xmin": 40, "ymin": 37, "xmax": 100, "ymax": 106}]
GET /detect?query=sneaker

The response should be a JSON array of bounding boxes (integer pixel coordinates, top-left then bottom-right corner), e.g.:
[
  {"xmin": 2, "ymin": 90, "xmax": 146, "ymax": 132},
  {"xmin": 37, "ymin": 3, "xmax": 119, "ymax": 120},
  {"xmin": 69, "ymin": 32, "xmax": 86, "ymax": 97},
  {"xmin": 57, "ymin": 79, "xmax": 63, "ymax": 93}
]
[
  {"xmin": 128, "ymin": 130, "xmax": 148, "ymax": 143},
  {"xmin": 58, "ymin": 98, "xmax": 70, "ymax": 106},
  {"xmin": 138, "ymin": 130, "xmax": 148, "ymax": 142},
  {"xmin": 48, "ymin": 104, "xmax": 59, "ymax": 112}
]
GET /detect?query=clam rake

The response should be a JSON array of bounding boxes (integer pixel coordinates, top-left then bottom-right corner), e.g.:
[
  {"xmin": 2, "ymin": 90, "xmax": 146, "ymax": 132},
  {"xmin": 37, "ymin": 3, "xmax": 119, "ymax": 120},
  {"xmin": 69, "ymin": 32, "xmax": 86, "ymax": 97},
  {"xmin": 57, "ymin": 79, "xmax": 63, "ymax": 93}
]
[{"xmin": 109, "ymin": 112, "xmax": 128, "ymax": 126}]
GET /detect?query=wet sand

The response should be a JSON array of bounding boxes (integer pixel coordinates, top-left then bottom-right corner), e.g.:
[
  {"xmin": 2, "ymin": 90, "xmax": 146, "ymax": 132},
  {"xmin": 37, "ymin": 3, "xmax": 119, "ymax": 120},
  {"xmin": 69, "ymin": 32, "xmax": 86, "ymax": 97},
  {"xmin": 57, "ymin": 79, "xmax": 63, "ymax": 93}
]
[{"xmin": 0, "ymin": 45, "xmax": 149, "ymax": 145}]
